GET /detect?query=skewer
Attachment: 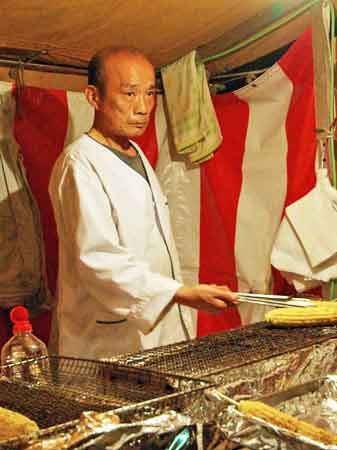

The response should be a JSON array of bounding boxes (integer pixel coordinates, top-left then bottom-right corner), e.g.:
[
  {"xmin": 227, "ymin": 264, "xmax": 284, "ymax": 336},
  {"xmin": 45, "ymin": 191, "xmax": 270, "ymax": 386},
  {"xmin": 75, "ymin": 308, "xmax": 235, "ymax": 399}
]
[{"xmin": 207, "ymin": 389, "xmax": 239, "ymax": 406}]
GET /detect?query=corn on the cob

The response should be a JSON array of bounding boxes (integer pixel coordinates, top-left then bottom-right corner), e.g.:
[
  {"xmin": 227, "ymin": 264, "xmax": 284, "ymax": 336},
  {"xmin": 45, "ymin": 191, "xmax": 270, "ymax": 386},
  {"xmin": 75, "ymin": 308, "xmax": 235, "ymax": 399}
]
[
  {"xmin": 0, "ymin": 406, "xmax": 39, "ymax": 440},
  {"xmin": 238, "ymin": 400, "xmax": 337, "ymax": 445},
  {"xmin": 265, "ymin": 303, "xmax": 337, "ymax": 327}
]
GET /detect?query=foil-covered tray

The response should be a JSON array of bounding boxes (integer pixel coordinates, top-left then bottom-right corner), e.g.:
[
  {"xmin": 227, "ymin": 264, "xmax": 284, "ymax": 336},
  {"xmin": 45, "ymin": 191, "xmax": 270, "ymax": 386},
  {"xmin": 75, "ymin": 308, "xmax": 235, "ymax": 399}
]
[{"xmin": 211, "ymin": 375, "xmax": 337, "ymax": 450}]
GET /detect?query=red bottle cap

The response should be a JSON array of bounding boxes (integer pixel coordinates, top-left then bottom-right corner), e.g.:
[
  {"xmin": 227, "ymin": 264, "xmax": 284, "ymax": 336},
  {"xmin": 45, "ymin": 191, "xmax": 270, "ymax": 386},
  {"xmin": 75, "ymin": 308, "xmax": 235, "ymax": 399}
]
[{"xmin": 10, "ymin": 306, "xmax": 32, "ymax": 333}]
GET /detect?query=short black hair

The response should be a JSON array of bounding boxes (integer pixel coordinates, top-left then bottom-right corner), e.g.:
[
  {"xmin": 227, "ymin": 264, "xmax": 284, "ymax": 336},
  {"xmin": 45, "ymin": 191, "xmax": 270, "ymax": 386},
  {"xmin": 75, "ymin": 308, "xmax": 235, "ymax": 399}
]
[{"xmin": 87, "ymin": 47, "xmax": 151, "ymax": 95}]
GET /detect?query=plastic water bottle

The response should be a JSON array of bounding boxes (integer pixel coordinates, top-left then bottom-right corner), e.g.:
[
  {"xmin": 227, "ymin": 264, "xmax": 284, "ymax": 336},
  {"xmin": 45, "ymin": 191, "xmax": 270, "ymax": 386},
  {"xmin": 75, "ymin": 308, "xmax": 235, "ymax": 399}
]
[{"xmin": 1, "ymin": 306, "xmax": 48, "ymax": 381}]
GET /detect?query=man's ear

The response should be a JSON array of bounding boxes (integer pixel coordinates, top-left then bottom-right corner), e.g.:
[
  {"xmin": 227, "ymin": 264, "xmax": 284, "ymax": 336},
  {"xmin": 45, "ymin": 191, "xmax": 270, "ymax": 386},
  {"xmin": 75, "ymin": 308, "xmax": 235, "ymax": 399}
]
[{"xmin": 85, "ymin": 85, "xmax": 100, "ymax": 110}]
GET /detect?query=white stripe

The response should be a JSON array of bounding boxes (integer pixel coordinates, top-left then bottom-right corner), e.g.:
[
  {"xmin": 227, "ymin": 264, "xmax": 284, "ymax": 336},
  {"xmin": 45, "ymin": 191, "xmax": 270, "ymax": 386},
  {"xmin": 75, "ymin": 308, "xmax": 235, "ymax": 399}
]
[
  {"xmin": 65, "ymin": 91, "xmax": 94, "ymax": 147},
  {"xmin": 154, "ymin": 96, "xmax": 200, "ymax": 332},
  {"xmin": 155, "ymin": 96, "xmax": 201, "ymax": 287},
  {"xmin": 234, "ymin": 64, "xmax": 293, "ymax": 324}
]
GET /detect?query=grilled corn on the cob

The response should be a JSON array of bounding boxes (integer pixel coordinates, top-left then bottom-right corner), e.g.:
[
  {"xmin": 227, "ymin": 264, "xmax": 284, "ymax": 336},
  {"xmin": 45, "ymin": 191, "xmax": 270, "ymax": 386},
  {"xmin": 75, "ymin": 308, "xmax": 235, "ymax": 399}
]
[
  {"xmin": 265, "ymin": 302, "xmax": 337, "ymax": 327},
  {"xmin": 0, "ymin": 406, "xmax": 39, "ymax": 440},
  {"xmin": 239, "ymin": 400, "xmax": 337, "ymax": 445}
]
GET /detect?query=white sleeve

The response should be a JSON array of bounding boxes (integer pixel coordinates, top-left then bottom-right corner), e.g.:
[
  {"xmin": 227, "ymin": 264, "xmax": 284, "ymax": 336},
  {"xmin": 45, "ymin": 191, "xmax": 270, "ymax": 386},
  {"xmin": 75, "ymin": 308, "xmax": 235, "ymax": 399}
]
[{"xmin": 53, "ymin": 159, "xmax": 181, "ymax": 334}]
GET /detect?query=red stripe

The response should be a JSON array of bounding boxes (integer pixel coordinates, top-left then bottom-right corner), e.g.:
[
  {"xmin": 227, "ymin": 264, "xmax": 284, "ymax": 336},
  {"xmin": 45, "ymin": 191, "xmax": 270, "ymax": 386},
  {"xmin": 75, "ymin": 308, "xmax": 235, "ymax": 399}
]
[
  {"xmin": 197, "ymin": 93, "xmax": 247, "ymax": 336},
  {"xmin": 13, "ymin": 86, "xmax": 69, "ymax": 295},
  {"xmin": 274, "ymin": 28, "xmax": 320, "ymax": 296}
]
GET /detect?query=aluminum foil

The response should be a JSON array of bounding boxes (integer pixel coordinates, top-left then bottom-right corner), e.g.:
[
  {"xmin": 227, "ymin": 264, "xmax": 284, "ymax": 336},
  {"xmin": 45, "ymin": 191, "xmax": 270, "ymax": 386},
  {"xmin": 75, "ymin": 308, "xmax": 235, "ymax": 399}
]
[
  {"xmin": 207, "ymin": 338, "xmax": 337, "ymax": 389},
  {"xmin": 23, "ymin": 410, "xmax": 191, "ymax": 450},
  {"xmin": 205, "ymin": 375, "xmax": 337, "ymax": 450}
]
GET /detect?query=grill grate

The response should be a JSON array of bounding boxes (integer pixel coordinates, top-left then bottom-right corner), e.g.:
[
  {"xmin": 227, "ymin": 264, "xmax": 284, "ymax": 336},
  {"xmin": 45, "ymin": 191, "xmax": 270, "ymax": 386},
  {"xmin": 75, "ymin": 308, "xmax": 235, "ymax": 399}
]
[
  {"xmin": 0, "ymin": 356, "xmax": 205, "ymax": 428},
  {"xmin": 115, "ymin": 322, "xmax": 337, "ymax": 378}
]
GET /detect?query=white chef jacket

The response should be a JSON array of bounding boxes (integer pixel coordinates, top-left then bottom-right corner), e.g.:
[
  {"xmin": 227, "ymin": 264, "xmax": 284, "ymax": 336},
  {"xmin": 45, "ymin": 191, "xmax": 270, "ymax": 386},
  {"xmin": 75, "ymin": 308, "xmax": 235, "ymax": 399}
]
[{"xmin": 49, "ymin": 135, "xmax": 196, "ymax": 359}]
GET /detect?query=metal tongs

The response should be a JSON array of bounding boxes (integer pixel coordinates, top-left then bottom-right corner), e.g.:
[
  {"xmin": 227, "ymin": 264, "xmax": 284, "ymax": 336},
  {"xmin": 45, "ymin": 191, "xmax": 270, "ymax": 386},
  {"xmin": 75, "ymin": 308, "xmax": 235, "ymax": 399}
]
[{"xmin": 235, "ymin": 292, "xmax": 316, "ymax": 308}]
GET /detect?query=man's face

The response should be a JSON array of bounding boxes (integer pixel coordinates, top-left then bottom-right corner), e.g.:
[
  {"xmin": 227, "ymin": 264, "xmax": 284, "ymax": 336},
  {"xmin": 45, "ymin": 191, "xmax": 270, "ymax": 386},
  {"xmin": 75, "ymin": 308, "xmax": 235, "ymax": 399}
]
[{"xmin": 96, "ymin": 53, "xmax": 156, "ymax": 139}]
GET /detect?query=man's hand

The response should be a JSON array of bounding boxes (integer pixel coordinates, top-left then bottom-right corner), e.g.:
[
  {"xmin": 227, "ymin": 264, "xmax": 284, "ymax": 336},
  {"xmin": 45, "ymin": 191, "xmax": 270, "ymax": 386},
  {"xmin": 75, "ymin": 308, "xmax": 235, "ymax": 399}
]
[{"xmin": 173, "ymin": 284, "xmax": 238, "ymax": 313}]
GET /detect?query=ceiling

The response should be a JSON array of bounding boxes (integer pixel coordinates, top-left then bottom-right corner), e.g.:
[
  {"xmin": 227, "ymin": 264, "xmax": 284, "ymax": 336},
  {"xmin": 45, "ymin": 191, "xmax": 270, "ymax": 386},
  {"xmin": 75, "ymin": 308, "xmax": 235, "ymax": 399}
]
[{"xmin": 0, "ymin": 0, "xmax": 334, "ymax": 78}]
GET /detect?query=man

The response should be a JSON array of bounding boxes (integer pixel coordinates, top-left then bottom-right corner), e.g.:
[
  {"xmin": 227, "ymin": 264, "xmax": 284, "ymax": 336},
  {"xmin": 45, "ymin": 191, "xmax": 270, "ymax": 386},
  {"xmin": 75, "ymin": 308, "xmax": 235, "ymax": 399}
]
[{"xmin": 49, "ymin": 47, "xmax": 237, "ymax": 359}]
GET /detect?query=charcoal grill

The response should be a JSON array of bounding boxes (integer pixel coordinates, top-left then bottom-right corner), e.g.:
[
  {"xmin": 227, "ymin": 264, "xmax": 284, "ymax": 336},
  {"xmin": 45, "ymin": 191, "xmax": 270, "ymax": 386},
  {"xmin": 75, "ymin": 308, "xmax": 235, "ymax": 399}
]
[
  {"xmin": 114, "ymin": 322, "xmax": 337, "ymax": 379},
  {"xmin": 0, "ymin": 356, "xmax": 206, "ymax": 428}
]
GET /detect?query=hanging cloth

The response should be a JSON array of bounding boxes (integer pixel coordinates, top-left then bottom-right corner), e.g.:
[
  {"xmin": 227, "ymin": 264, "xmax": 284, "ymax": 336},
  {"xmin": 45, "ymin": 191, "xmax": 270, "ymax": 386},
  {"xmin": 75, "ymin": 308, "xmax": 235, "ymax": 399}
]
[
  {"xmin": 271, "ymin": 168, "xmax": 337, "ymax": 288},
  {"xmin": 161, "ymin": 50, "xmax": 222, "ymax": 164}
]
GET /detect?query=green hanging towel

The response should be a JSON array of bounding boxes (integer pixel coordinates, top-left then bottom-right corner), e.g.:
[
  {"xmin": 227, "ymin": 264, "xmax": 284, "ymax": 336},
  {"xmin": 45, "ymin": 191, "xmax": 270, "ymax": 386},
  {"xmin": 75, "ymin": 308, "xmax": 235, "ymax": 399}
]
[{"xmin": 161, "ymin": 50, "xmax": 222, "ymax": 164}]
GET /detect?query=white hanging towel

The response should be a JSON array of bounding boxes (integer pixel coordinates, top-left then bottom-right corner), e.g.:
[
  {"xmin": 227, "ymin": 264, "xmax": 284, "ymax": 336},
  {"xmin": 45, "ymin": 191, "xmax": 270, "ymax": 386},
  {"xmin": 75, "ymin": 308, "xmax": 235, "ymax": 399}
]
[{"xmin": 271, "ymin": 168, "xmax": 337, "ymax": 287}]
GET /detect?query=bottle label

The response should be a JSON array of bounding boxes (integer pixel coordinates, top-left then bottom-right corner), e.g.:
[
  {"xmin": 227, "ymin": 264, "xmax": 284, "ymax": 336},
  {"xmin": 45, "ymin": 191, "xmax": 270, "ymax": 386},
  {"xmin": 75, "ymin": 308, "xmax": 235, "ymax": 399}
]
[{"xmin": 2, "ymin": 345, "xmax": 47, "ymax": 384}]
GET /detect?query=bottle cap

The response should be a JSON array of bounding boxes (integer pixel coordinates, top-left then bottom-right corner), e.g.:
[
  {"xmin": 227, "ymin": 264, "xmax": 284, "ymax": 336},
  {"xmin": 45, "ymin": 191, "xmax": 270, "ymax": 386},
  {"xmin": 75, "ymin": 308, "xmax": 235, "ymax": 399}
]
[{"xmin": 10, "ymin": 306, "xmax": 32, "ymax": 333}]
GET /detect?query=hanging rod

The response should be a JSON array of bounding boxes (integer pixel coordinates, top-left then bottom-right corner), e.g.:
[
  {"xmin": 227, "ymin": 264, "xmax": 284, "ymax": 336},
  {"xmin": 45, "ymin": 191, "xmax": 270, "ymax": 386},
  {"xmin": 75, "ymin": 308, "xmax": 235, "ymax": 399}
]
[{"xmin": 0, "ymin": 58, "xmax": 87, "ymax": 76}]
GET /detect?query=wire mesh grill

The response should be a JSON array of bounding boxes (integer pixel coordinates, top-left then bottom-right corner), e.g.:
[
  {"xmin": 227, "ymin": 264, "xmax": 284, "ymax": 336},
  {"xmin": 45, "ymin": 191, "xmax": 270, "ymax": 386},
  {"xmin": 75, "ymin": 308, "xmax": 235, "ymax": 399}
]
[
  {"xmin": 114, "ymin": 322, "xmax": 337, "ymax": 378},
  {"xmin": 0, "ymin": 356, "xmax": 206, "ymax": 428},
  {"xmin": 0, "ymin": 385, "xmax": 215, "ymax": 450}
]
